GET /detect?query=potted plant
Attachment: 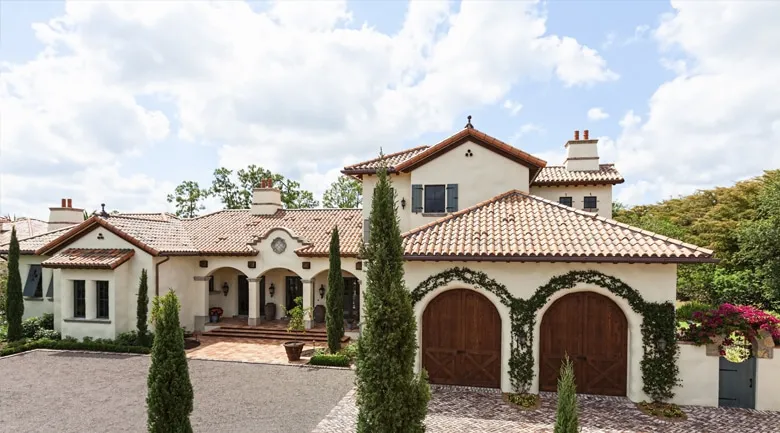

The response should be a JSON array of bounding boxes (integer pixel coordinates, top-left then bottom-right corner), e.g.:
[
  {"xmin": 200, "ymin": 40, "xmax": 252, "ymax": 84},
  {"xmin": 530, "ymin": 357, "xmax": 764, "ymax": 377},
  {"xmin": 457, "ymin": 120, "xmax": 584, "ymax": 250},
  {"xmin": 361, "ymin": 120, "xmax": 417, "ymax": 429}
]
[
  {"xmin": 209, "ymin": 307, "xmax": 223, "ymax": 323},
  {"xmin": 282, "ymin": 296, "xmax": 312, "ymax": 361}
]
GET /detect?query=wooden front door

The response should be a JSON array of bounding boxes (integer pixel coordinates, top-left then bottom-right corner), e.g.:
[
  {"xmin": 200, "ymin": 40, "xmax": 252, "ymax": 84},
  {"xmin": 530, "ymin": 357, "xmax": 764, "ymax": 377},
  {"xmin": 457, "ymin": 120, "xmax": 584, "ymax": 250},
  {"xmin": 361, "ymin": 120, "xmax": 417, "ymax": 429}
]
[
  {"xmin": 285, "ymin": 276, "xmax": 303, "ymax": 312},
  {"xmin": 343, "ymin": 277, "xmax": 360, "ymax": 322},
  {"xmin": 422, "ymin": 289, "xmax": 501, "ymax": 388},
  {"xmin": 259, "ymin": 276, "xmax": 266, "ymax": 318},
  {"xmin": 539, "ymin": 292, "xmax": 628, "ymax": 396},
  {"xmin": 237, "ymin": 275, "xmax": 249, "ymax": 316}
]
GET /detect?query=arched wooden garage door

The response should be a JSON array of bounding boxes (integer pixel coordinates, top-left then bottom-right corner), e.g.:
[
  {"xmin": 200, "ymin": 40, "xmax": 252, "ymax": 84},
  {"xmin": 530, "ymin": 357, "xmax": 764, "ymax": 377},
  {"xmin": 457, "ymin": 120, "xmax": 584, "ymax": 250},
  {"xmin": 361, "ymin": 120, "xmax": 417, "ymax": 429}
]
[
  {"xmin": 422, "ymin": 289, "xmax": 501, "ymax": 388},
  {"xmin": 539, "ymin": 292, "xmax": 628, "ymax": 396}
]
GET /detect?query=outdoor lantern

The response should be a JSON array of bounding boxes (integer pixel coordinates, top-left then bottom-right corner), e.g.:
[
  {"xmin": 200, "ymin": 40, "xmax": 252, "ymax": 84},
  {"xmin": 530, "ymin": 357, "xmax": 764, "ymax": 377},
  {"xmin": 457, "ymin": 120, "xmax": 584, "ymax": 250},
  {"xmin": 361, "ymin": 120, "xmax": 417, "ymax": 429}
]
[
  {"xmin": 658, "ymin": 338, "xmax": 667, "ymax": 351},
  {"xmin": 319, "ymin": 284, "xmax": 326, "ymax": 299},
  {"xmin": 401, "ymin": 198, "xmax": 406, "ymax": 209},
  {"xmin": 269, "ymin": 283, "xmax": 275, "ymax": 297},
  {"xmin": 222, "ymin": 282, "xmax": 229, "ymax": 297},
  {"xmin": 517, "ymin": 332, "xmax": 527, "ymax": 347}
]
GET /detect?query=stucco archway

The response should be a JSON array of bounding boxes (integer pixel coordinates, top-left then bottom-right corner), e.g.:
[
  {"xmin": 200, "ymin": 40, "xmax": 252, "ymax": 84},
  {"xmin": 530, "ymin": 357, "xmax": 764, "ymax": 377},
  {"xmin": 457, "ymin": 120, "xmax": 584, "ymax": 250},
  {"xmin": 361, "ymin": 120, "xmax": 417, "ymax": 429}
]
[
  {"xmin": 310, "ymin": 268, "xmax": 360, "ymax": 328},
  {"xmin": 255, "ymin": 267, "xmax": 304, "ymax": 320}
]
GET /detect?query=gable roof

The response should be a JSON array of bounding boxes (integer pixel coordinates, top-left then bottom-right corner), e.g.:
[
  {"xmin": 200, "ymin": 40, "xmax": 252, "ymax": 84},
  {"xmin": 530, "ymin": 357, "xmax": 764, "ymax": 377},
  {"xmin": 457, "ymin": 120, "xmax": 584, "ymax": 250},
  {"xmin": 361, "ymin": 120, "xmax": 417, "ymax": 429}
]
[
  {"xmin": 4, "ymin": 209, "xmax": 364, "ymax": 258},
  {"xmin": 342, "ymin": 127, "xmax": 547, "ymax": 177},
  {"xmin": 42, "ymin": 248, "xmax": 135, "ymax": 270},
  {"xmin": 0, "ymin": 218, "xmax": 53, "ymax": 246},
  {"xmin": 402, "ymin": 190, "xmax": 716, "ymax": 263},
  {"xmin": 532, "ymin": 164, "xmax": 625, "ymax": 186},
  {"xmin": 0, "ymin": 225, "xmax": 77, "ymax": 255}
]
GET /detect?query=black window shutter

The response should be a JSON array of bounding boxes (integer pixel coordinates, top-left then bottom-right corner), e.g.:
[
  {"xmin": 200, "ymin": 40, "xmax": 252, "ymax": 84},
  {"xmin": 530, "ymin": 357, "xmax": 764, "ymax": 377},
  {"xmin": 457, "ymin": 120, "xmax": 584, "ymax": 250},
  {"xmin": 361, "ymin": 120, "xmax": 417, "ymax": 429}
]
[
  {"xmin": 446, "ymin": 184, "xmax": 458, "ymax": 212},
  {"xmin": 363, "ymin": 219, "xmax": 370, "ymax": 242},
  {"xmin": 411, "ymin": 184, "xmax": 423, "ymax": 213},
  {"xmin": 23, "ymin": 265, "xmax": 42, "ymax": 297},
  {"xmin": 46, "ymin": 275, "xmax": 53, "ymax": 298}
]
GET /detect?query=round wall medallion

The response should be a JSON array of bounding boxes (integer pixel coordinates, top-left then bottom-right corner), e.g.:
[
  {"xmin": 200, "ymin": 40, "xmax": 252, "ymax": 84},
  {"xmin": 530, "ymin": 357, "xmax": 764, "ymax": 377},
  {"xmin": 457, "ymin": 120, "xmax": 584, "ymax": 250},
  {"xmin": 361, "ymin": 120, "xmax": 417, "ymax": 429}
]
[{"xmin": 271, "ymin": 237, "xmax": 287, "ymax": 254}]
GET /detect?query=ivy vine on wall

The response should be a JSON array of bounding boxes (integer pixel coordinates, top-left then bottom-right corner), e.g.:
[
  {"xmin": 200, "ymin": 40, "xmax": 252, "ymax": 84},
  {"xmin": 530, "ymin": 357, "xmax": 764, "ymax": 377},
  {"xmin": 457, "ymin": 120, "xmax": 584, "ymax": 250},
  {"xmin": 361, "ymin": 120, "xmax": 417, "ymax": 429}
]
[{"xmin": 410, "ymin": 268, "xmax": 680, "ymax": 402}]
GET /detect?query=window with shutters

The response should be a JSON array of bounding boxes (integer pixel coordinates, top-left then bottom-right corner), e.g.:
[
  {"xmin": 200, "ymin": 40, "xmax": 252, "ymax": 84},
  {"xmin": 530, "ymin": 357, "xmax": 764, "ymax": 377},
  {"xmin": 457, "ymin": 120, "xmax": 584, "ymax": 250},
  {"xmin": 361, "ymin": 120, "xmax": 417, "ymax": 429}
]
[
  {"xmin": 73, "ymin": 280, "xmax": 86, "ymax": 318},
  {"xmin": 584, "ymin": 196, "xmax": 598, "ymax": 210},
  {"xmin": 559, "ymin": 196, "xmax": 573, "ymax": 207},
  {"xmin": 424, "ymin": 185, "xmax": 446, "ymax": 213},
  {"xmin": 23, "ymin": 264, "xmax": 43, "ymax": 297},
  {"xmin": 96, "ymin": 281, "xmax": 110, "ymax": 319}
]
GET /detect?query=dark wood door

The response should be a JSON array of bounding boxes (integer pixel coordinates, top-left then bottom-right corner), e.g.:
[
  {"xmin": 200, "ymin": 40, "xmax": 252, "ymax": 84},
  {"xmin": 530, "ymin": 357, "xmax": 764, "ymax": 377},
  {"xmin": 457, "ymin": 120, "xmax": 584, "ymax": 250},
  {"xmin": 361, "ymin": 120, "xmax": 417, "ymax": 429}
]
[
  {"xmin": 422, "ymin": 289, "xmax": 501, "ymax": 388},
  {"xmin": 285, "ymin": 276, "xmax": 303, "ymax": 311},
  {"xmin": 237, "ymin": 275, "xmax": 249, "ymax": 316},
  {"xmin": 539, "ymin": 292, "xmax": 628, "ymax": 396},
  {"xmin": 343, "ymin": 277, "xmax": 360, "ymax": 321},
  {"xmin": 259, "ymin": 276, "xmax": 266, "ymax": 317}
]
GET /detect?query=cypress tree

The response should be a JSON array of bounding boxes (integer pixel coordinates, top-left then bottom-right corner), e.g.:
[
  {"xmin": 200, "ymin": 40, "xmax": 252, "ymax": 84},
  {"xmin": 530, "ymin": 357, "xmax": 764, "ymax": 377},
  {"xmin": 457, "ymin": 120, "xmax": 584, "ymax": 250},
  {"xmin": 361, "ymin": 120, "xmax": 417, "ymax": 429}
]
[
  {"xmin": 136, "ymin": 269, "xmax": 150, "ymax": 346},
  {"xmin": 554, "ymin": 354, "xmax": 579, "ymax": 433},
  {"xmin": 5, "ymin": 227, "xmax": 24, "ymax": 342},
  {"xmin": 147, "ymin": 291, "xmax": 193, "ymax": 433},
  {"xmin": 355, "ymin": 167, "xmax": 430, "ymax": 433},
  {"xmin": 326, "ymin": 225, "xmax": 345, "ymax": 353}
]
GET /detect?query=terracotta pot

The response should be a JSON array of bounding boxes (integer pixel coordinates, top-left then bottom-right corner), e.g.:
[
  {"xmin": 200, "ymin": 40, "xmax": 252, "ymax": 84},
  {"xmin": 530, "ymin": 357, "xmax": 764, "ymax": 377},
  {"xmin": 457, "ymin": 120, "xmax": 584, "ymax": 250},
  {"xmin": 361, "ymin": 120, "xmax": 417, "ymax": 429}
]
[
  {"xmin": 313, "ymin": 305, "xmax": 326, "ymax": 323},
  {"xmin": 265, "ymin": 303, "xmax": 276, "ymax": 320},
  {"xmin": 284, "ymin": 341, "xmax": 305, "ymax": 361}
]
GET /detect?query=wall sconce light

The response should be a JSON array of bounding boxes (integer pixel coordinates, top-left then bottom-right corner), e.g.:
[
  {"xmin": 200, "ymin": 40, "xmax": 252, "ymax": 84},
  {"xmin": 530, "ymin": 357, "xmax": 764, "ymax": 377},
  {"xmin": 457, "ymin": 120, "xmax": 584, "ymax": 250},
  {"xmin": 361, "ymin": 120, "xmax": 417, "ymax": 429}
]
[
  {"xmin": 269, "ymin": 283, "xmax": 275, "ymax": 298},
  {"xmin": 319, "ymin": 284, "xmax": 326, "ymax": 299},
  {"xmin": 658, "ymin": 338, "xmax": 667, "ymax": 351},
  {"xmin": 516, "ymin": 332, "xmax": 527, "ymax": 347},
  {"xmin": 400, "ymin": 198, "xmax": 406, "ymax": 209},
  {"xmin": 221, "ymin": 282, "xmax": 229, "ymax": 297}
]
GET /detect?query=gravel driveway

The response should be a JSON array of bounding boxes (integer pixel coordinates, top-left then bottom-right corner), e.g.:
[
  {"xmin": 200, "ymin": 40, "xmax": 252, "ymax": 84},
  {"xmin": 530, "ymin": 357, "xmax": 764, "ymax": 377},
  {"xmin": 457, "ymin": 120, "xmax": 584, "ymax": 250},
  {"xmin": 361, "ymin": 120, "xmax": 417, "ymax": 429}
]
[{"xmin": 0, "ymin": 350, "xmax": 354, "ymax": 433}]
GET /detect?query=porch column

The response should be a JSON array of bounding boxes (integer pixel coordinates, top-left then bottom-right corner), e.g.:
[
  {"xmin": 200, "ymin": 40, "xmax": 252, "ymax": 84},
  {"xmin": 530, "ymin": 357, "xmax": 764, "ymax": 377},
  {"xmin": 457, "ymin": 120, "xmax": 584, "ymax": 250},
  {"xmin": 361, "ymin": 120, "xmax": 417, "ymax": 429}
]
[
  {"xmin": 193, "ymin": 276, "xmax": 210, "ymax": 332},
  {"xmin": 248, "ymin": 277, "xmax": 261, "ymax": 326},
  {"xmin": 302, "ymin": 278, "xmax": 314, "ymax": 330}
]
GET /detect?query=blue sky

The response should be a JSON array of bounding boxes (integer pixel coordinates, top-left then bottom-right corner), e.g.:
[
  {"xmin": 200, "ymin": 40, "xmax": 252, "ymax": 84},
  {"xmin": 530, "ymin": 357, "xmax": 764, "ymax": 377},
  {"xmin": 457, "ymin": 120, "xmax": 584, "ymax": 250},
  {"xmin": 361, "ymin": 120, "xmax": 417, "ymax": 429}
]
[{"xmin": 1, "ymin": 1, "xmax": 777, "ymax": 219}]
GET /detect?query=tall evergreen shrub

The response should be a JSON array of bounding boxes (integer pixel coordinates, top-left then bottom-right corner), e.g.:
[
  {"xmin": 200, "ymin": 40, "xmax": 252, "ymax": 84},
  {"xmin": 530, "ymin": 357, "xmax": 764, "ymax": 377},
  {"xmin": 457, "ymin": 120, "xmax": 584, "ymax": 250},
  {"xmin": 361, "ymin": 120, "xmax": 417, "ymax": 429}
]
[
  {"xmin": 554, "ymin": 354, "xmax": 579, "ymax": 433},
  {"xmin": 5, "ymin": 227, "xmax": 24, "ymax": 342},
  {"xmin": 147, "ymin": 291, "xmax": 193, "ymax": 433},
  {"xmin": 136, "ymin": 269, "xmax": 150, "ymax": 346},
  {"xmin": 355, "ymin": 167, "xmax": 430, "ymax": 433},
  {"xmin": 326, "ymin": 226, "xmax": 345, "ymax": 353}
]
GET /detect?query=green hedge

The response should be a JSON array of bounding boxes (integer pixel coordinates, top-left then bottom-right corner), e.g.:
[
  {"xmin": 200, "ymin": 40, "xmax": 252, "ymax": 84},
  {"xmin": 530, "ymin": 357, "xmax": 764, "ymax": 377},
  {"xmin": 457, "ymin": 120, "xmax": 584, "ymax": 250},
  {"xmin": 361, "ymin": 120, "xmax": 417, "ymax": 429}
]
[
  {"xmin": 309, "ymin": 353, "xmax": 350, "ymax": 367},
  {"xmin": 0, "ymin": 338, "xmax": 151, "ymax": 357}
]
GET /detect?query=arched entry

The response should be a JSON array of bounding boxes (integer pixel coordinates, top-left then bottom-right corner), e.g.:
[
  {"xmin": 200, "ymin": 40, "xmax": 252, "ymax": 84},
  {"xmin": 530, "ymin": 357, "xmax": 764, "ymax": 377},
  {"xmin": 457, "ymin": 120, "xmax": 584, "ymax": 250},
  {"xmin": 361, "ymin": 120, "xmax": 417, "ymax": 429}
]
[
  {"xmin": 422, "ymin": 289, "xmax": 501, "ymax": 388},
  {"xmin": 539, "ymin": 291, "xmax": 628, "ymax": 396}
]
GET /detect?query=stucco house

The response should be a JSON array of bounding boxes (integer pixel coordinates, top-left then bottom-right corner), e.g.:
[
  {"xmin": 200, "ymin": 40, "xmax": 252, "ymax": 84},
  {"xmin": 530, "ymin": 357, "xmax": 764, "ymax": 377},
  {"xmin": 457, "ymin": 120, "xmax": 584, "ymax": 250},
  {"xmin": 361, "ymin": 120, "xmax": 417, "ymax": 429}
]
[{"xmin": 12, "ymin": 121, "xmax": 771, "ymax": 407}]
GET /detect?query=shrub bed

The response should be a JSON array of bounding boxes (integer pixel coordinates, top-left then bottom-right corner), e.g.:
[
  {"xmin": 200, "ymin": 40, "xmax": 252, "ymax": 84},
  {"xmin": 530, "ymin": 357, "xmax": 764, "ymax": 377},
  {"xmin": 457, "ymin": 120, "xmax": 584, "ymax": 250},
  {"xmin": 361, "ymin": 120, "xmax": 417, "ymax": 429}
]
[
  {"xmin": 0, "ymin": 338, "xmax": 151, "ymax": 357},
  {"xmin": 309, "ymin": 353, "xmax": 350, "ymax": 367},
  {"xmin": 637, "ymin": 401, "xmax": 686, "ymax": 420},
  {"xmin": 503, "ymin": 393, "xmax": 540, "ymax": 410}
]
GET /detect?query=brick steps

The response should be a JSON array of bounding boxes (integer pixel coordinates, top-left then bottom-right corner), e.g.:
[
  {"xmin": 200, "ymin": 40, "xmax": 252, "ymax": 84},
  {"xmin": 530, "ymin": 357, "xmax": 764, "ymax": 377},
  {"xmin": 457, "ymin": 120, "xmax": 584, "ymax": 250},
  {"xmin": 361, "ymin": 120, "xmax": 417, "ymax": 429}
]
[{"xmin": 202, "ymin": 326, "xmax": 349, "ymax": 343}]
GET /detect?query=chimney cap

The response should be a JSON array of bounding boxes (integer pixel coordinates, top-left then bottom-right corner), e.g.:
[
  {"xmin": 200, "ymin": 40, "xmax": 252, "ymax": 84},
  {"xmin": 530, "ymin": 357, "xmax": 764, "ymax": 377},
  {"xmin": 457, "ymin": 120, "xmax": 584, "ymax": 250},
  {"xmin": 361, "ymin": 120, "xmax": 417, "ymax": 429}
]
[
  {"xmin": 583, "ymin": 130, "xmax": 589, "ymax": 140},
  {"xmin": 574, "ymin": 130, "xmax": 580, "ymax": 140}
]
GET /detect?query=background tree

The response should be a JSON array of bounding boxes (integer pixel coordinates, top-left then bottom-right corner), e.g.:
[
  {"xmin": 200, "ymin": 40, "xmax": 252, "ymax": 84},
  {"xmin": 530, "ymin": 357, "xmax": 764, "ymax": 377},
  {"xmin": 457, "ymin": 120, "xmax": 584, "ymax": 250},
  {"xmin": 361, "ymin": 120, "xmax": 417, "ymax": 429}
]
[
  {"xmin": 209, "ymin": 165, "xmax": 318, "ymax": 209},
  {"xmin": 166, "ymin": 181, "xmax": 210, "ymax": 218},
  {"xmin": 136, "ymin": 269, "xmax": 150, "ymax": 346},
  {"xmin": 5, "ymin": 227, "xmax": 24, "ymax": 341},
  {"xmin": 355, "ymin": 167, "xmax": 430, "ymax": 433},
  {"xmin": 323, "ymin": 175, "xmax": 362, "ymax": 208},
  {"xmin": 326, "ymin": 226, "xmax": 345, "ymax": 353},
  {"xmin": 554, "ymin": 354, "xmax": 579, "ymax": 433},
  {"xmin": 147, "ymin": 291, "xmax": 193, "ymax": 433}
]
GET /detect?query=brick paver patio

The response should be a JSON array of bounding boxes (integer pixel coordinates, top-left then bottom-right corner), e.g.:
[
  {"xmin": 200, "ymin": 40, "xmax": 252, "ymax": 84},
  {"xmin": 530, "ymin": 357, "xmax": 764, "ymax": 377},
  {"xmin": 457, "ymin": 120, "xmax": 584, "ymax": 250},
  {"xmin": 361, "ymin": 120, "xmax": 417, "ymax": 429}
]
[
  {"xmin": 313, "ymin": 385, "xmax": 780, "ymax": 433},
  {"xmin": 186, "ymin": 336, "xmax": 328, "ymax": 365}
]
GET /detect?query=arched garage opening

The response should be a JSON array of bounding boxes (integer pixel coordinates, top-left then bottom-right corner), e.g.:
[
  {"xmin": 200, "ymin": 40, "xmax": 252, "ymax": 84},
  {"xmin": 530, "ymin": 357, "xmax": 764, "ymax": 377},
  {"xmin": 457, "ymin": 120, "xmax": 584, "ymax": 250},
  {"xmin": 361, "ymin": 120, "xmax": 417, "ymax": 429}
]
[
  {"xmin": 539, "ymin": 291, "xmax": 628, "ymax": 396},
  {"xmin": 422, "ymin": 289, "xmax": 501, "ymax": 388}
]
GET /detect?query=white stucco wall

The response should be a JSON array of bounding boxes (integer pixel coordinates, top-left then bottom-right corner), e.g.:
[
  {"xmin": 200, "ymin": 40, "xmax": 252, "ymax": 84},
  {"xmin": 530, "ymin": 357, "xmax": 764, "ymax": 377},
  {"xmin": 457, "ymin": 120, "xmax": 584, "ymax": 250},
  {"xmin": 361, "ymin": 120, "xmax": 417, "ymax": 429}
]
[
  {"xmin": 59, "ymin": 268, "xmax": 118, "ymax": 340},
  {"xmin": 529, "ymin": 184, "xmax": 613, "ymax": 219},
  {"xmin": 672, "ymin": 343, "xmax": 720, "ymax": 407},
  {"xmin": 406, "ymin": 261, "xmax": 677, "ymax": 401},
  {"xmin": 361, "ymin": 173, "xmax": 412, "ymax": 233},
  {"xmin": 756, "ymin": 349, "xmax": 780, "ymax": 411}
]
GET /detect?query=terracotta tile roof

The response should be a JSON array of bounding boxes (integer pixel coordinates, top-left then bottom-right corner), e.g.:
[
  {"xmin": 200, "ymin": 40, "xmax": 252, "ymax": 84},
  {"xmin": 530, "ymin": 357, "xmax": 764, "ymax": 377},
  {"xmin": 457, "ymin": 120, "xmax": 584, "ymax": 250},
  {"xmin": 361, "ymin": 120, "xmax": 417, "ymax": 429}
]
[
  {"xmin": 532, "ymin": 164, "xmax": 624, "ymax": 186},
  {"xmin": 402, "ymin": 190, "xmax": 716, "ymax": 263},
  {"xmin": 0, "ymin": 226, "xmax": 77, "ymax": 254},
  {"xmin": 41, "ymin": 248, "xmax": 135, "ymax": 269},
  {"xmin": 25, "ymin": 209, "xmax": 363, "ymax": 257},
  {"xmin": 342, "ymin": 146, "xmax": 430, "ymax": 175},
  {"xmin": 0, "ymin": 218, "xmax": 53, "ymax": 246}
]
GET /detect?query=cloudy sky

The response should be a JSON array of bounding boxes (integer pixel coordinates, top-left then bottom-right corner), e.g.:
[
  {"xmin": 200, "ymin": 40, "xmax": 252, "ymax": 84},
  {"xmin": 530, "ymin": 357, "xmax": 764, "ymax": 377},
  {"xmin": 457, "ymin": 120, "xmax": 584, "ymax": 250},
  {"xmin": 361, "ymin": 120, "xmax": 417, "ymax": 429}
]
[{"xmin": 1, "ymin": 1, "xmax": 778, "ymax": 219}]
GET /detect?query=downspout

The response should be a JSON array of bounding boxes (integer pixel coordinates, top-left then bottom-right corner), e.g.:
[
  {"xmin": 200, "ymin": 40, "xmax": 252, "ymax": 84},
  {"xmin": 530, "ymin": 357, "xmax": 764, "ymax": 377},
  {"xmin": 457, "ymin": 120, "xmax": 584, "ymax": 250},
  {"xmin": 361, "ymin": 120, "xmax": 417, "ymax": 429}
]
[{"xmin": 155, "ymin": 256, "xmax": 170, "ymax": 296}]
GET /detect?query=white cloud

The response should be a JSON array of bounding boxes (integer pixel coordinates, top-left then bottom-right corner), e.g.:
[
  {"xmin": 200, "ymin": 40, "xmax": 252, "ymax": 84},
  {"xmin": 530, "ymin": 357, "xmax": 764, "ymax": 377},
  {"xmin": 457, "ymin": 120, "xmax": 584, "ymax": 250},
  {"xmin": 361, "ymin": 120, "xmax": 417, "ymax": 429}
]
[
  {"xmin": 587, "ymin": 107, "xmax": 610, "ymax": 121},
  {"xmin": 623, "ymin": 24, "xmax": 650, "ymax": 46},
  {"xmin": 503, "ymin": 99, "xmax": 523, "ymax": 116},
  {"xmin": 0, "ymin": 0, "xmax": 616, "ymax": 218},
  {"xmin": 611, "ymin": 1, "xmax": 780, "ymax": 205}
]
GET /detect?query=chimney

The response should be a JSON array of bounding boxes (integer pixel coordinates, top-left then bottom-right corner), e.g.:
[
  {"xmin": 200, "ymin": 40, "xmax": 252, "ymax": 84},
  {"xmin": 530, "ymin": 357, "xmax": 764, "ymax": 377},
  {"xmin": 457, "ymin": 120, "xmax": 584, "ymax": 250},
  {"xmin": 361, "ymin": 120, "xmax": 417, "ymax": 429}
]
[
  {"xmin": 564, "ymin": 129, "xmax": 600, "ymax": 171},
  {"xmin": 48, "ymin": 198, "xmax": 84, "ymax": 232},
  {"xmin": 251, "ymin": 178, "xmax": 282, "ymax": 216}
]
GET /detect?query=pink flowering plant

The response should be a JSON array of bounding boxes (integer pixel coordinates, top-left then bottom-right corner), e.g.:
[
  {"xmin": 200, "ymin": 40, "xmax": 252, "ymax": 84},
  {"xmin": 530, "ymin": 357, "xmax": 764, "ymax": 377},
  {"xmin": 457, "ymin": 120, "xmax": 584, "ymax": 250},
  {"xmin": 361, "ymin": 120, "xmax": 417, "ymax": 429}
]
[{"xmin": 680, "ymin": 303, "xmax": 780, "ymax": 347}]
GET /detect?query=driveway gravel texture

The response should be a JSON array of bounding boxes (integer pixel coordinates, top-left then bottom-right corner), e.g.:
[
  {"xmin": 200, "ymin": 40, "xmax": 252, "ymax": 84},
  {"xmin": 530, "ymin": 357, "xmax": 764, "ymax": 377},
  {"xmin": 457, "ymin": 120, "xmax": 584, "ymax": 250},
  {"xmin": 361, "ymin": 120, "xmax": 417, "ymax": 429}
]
[{"xmin": 0, "ymin": 350, "xmax": 355, "ymax": 433}]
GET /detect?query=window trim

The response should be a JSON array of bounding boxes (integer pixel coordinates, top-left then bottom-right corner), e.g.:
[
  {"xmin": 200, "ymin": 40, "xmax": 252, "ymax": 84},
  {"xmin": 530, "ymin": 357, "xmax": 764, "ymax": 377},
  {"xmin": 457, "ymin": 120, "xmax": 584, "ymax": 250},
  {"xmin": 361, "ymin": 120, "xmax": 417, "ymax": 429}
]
[
  {"xmin": 73, "ymin": 280, "xmax": 86, "ymax": 319},
  {"xmin": 583, "ymin": 196, "xmax": 598, "ymax": 210},
  {"xmin": 96, "ymin": 280, "xmax": 110, "ymax": 319},
  {"xmin": 559, "ymin": 196, "xmax": 573, "ymax": 207},
  {"xmin": 423, "ymin": 184, "xmax": 446, "ymax": 214}
]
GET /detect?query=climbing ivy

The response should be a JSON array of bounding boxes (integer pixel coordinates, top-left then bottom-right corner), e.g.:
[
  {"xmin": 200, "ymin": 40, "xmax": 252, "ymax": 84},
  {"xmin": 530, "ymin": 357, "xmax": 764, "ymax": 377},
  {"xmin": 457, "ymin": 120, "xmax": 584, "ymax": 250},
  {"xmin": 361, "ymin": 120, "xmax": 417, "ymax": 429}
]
[{"xmin": 410, "ymin": 268, "xmax": 680, "ymax": 402}]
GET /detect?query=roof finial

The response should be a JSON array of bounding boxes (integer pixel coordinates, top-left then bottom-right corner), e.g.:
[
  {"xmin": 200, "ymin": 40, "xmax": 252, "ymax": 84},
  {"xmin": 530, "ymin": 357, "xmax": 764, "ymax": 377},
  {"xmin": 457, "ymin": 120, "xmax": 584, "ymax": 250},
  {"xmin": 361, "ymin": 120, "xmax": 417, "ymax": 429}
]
[
  {"xmin": 465, "ymin": 115, "xmax": 473, "ymax": 129},
  {"xmin": 100, "ymin": 203, "xmax": 109, "ymax": 218}
]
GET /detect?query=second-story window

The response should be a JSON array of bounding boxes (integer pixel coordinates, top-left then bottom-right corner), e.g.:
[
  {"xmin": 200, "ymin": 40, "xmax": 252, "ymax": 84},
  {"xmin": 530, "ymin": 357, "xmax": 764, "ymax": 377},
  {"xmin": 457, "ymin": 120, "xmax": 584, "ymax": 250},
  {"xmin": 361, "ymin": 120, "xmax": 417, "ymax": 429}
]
[
  {"xmin": 584, "ymin": 196, "xmax": 598, "ymax": 210},
  {"xmin": 424, "ymin": 185, "xmax": 446, "ymax": 213},
  {"xmin": 559, "ymin": 197, "xmax": 573, "ymax": 207}
]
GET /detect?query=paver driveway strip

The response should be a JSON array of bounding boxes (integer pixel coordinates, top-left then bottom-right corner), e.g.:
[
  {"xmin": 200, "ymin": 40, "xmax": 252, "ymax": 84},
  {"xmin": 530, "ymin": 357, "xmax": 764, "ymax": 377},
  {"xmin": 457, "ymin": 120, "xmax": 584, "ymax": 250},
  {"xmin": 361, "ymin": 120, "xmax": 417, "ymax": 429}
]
[
  {"xmin": 0, "ymin": 350, "xmax": 354, "ymax": 433},
  {"xmin": 313, "ymin": 385, "xmax": 780, "ymax": 433}
]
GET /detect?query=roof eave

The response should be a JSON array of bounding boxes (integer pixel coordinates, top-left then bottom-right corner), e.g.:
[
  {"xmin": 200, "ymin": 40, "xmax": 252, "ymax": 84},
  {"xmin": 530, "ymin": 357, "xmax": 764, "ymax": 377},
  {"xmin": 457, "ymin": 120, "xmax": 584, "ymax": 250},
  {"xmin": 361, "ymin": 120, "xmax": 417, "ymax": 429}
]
[
  {"xmin": 402, "ymin": 254, "xmax": 719, "ymax": 264},
  {"xmin": 531, "ymin": 179, "xmax": 626, "ymax": 187}
]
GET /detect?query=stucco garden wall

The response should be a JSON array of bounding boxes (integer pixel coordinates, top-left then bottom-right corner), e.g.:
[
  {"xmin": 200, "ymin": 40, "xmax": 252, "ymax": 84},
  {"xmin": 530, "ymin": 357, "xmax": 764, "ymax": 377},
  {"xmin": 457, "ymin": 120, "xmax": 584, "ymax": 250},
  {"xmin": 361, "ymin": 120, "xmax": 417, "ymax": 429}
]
[
  {"xmin": 672, "ymin": 343, "xmax": 720, "ymax": 407},
  {"xmin": 405, "ymin": 261, "xmax": 677, "ymax": 401},
  {"xmin": 756, "ymin": 349, "xmax": 780, "ymax": 411}
]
